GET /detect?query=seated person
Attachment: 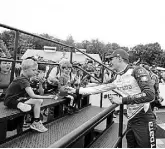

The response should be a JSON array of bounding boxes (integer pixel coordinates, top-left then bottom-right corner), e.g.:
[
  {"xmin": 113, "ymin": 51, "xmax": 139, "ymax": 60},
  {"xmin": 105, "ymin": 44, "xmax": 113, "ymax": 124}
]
[
  {"xmin": 0, "ymin": 58, "xmax": 12, "ymax": 101},
  {"xmin": 45, "ymin": 65, "xmax": 60, "ymax": 94},
  {"xmin": 71, "ymin": 66, "xmax": 83, "ymax": 89},
  {"xmin": 29, "ymin": 63, "xmax": 50, "ymax": 123},
  {"xmin": 15, "ymin": 63, "xmax": 21, "ymax": 77},
  {"xmin": 90, "ymin": 67, "xmax": 102, "ymax": 83},
  {"xmin": 58, "ymin": 60, "xmax": 80, "ymax": 114},
  {"xmin": 103, "ymin": 67, "xmax": 112, "ymax": 83},
  {"xmin": 30, "ymin": 63, "xmax": 47, "ymax": 95},
  {"xmin": 80, "ymin": 69, "xmax": 94, "ymax": 87},
  {"xmin": 4, "ymin": 58, "xmax": 55, "ymax": 133}
]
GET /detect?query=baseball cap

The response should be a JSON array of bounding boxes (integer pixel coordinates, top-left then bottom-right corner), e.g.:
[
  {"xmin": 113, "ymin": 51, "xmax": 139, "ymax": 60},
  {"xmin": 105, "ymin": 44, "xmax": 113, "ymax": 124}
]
[{"xmin": 107, "ymin": 49, "xmax": 129, "ymax": 61}]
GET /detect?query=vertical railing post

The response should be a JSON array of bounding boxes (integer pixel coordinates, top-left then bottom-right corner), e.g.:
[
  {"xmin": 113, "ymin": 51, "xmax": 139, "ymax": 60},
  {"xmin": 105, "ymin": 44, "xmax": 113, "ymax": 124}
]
[
  {"xmin": 70, "ymin": 47, "xmax": 73, "ymax": 64},
  {"xmin": 100, "ymin": 53, "xmax": 105, "ymax": 108},
  {"xmin": 10, "ymin": 31, "xmax": 19, "ymax": 82},
  {"xmin": 70, "ymin": 47, "xmax": 73, "ymax": 84},
  {"xmin": 118, "ymin": 104, "xmax": 124, "ymax": 148}
]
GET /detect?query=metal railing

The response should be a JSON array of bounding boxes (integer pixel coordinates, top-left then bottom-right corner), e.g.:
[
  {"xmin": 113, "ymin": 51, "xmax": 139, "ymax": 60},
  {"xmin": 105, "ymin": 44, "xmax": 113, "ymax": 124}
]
[
  {"xmin": 0, "ymin": 23, "xmax": 126, "ymax": 148},
  {"xmin": 49, "ymin": 104, "xmax": 118, "ymax": 148}
]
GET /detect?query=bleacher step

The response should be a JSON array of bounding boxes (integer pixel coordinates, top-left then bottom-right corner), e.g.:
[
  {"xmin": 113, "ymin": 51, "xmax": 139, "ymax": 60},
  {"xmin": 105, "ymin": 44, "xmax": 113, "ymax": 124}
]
[
  {"xmin": 0, "ymin": 106, "xmax": 105, "ymax": 148},
  {"xmin": 90, "ymin": 122, "xmax": 127, "ymax": 148}
]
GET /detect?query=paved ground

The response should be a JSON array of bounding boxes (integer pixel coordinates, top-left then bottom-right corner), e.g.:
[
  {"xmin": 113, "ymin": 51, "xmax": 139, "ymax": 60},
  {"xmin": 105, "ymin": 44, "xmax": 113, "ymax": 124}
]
[{"xmin": 155, "ymin": 107, "xmax": 165, "ymax": 148}]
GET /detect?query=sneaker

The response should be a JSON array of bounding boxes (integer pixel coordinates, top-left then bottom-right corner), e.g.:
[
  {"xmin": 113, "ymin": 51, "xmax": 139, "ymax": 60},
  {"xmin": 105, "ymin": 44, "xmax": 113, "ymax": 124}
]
[
  {"xmin": 30, "ymin": 121, "xmax": 48, "ymax": 132},
  {"xmin": 71, "ymin": 106, "xmax": 79, "ymax": 113},
  {"xmin": 66, "ymin": 106, "xmax": 74, "ymax": 115},
  {"xmin": 17, "ymin": 102, "xmax": 31, "ymax": 112}
]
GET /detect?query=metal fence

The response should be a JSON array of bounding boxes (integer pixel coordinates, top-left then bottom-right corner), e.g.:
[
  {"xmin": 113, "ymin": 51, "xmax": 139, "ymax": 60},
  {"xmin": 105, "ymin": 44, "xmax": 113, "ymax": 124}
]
[{"xmin": 0, "ymin": 23, "xmax": 126, "ymax": 148}]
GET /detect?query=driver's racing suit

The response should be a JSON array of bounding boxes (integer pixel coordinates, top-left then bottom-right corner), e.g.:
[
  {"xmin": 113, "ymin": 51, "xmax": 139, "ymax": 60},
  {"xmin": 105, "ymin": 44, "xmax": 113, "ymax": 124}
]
[
  {"xmin": 112, "ymin": 65, "xmax": 156, "ymax": 148},
  {"xmin": 76, "ymin": 65, "xmax": 156, "ymax": 148}
]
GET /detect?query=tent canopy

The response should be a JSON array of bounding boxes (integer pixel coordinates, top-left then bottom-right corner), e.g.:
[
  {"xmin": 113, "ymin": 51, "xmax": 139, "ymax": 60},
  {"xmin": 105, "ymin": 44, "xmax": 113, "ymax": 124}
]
[{"xmin": 21, "ymin": 49, "xmax": 102, "ymax": 64}]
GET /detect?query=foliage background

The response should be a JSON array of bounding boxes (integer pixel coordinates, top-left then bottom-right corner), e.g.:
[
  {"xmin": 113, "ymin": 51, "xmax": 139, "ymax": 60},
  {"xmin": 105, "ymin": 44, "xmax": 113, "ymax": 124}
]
[{"xmin": 0, "ymin": 30, "xmax": 165, "ymax": 67}]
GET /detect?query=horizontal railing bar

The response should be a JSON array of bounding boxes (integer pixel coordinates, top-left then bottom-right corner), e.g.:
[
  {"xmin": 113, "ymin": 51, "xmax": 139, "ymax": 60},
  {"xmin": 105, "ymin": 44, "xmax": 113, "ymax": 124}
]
[
  {"xmin": 49, "ymin": 104, "xmax": 118, "ymax": 148},
  {"xmin": 0, "ymin": 58, "xmax": 102, "ymax": 82},
  {"xmin": 0, "ymin": 23, "xmax": 116, "ymax": 74},
  {"xmin": 0, "ymin": 58, "xmax": 59, "ymax": 65},
  {"xmin": 0, "ymin": 23, "xmax": 72, "ymax": 48}
]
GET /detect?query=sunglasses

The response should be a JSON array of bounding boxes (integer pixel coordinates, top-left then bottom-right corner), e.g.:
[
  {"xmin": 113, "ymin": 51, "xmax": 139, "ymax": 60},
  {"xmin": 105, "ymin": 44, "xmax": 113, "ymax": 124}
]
[{"xmin": 107, "ymin": 56, "xmax": 118, "ymax": 64}]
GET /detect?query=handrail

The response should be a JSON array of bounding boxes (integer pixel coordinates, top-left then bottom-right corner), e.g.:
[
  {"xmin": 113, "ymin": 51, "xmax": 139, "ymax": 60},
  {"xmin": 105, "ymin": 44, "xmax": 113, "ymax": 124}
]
[
  {"xmin": 75, "ymin": 65, "xmax": 102, "ymax": 83},
  {"xmin": 0, "ymin": 58, "xmax": 59, "ymax": 65},
  {"xmin": 0, "ymin": 57, "xmax": 102, "ymax": 83},
  {"xmin": 0, "ymin": 23, "xmax": 116, "ymax": 74},
  {"xmin": 0, "ymin": 23, "xmax": 72, "ymax": 48},
  {"xmin": 49, "ymin": 104, "xmax": 118, "ymax": 148}
]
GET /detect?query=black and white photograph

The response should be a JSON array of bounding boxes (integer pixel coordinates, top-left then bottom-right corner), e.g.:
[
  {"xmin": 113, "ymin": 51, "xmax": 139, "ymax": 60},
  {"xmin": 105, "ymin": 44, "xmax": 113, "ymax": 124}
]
[{"xmin": 0, "ymin": 0, "xmax": 165, "ymax": 148}]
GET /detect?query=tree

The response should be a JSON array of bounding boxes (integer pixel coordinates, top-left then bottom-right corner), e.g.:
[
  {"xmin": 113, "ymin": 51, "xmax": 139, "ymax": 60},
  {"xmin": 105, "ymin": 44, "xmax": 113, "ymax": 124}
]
[
  {"xmin": 129, "ymin": 42, "xmax": 163, "ymax": 66},
  {"xmin": 0, "ymin": 39, "xmax": 11, "ymax": 57}
]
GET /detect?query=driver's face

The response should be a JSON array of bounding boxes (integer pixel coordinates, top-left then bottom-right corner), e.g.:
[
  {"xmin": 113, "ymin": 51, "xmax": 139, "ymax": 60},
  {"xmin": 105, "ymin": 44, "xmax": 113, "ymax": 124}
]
[{"xmin": 108, "ymin": 57, "xmax": 119, "ymax": 70}]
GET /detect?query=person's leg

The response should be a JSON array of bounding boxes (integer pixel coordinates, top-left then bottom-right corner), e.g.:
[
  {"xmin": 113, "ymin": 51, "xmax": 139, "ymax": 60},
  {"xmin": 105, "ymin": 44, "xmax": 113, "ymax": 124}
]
[
  {"xmin": 132, "ymin": 120, "xmax": 156, "ymax": 148},
  {"xmin": 24, "ymin": 98, "xmax": 43, "ymax": 119},
  {"xmin": 126, "ymin": 123, "xmax": 137, "ymax": 148},
  {"xmin": 24, "ymin": 99, "xmax": 48, "ymax": 133},
  {"xmin": 69, "ymin": 94, "xmax": 80, "ymax": 112},
  {"xmin": 6, "ymin": 97, "xmax": 31, "ymax": 112}
]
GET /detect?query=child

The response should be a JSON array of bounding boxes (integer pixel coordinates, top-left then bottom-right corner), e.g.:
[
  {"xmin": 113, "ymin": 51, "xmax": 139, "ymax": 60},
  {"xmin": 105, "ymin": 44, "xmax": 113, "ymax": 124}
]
[
  {"xmin": 0, "ymin": 58, "xmax": 12, "ymax": 101},
  {"xmin": 58, "ymin": 60, "xmax": 79, "ymax": 114},
  {"xmin": 30, "ymin": 63, "xmax": 47, "ymax": 95},
  {"xmin": 4, "ymin": 58, "xmax": 55, "ymax": 133},
  {"xmin": 45, "ymin": 65, "xmax": 60, "ymax": 94},
  {"xmin": 90, "ymin": 67, "xmax": 102, "ymax": 83}
]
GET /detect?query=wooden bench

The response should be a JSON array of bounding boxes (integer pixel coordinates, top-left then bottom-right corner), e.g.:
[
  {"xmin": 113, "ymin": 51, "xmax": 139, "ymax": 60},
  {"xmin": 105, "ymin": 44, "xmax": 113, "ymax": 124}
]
[
  {"xmin": 0, "ymin": 97, "xmax": 67, "ymax": 143},
  {"xmin": 0, "ymin": 106, "xmax": 105, "ymax": 148},
  {"xmin": 0, "ymin": 94, "xmax": 90, "ymax": 144}
]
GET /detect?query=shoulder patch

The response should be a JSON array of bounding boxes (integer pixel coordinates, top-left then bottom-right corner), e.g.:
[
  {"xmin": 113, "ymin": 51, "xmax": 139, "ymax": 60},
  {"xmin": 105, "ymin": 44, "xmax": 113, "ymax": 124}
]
[{"xmin": 141, "ymin": 76, "xmax": 148, "ymax": 82}]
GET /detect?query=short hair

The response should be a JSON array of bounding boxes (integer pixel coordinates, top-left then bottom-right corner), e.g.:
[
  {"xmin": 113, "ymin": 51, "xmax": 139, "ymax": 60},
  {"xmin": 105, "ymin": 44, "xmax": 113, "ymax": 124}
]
[
  {"xmin": 38, "ymin": 63, "xmax": 46, "ymax": 72},
  {"xmin": 21, "ymin": 59, "xmax": 38, "ymax": 70},
  {"xmin": 87, "ymin": 60, "xmax": 93, "ymax": 64},
  {"xmin": 59, "ymin": 60, "xmax": 72, "ymax": 68}
]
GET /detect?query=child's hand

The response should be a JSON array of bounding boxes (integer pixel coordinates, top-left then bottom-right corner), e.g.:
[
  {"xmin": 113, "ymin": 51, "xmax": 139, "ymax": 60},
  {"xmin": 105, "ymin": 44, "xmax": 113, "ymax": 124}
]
[
  {"xmin": 64, "ymin": 87, "xmax": 76, "ymax": 94},
  {"xmin": 48, "ymin": 77, "xmax": 59, "ymax": 86},
  {"xmin": 47, "ymin": 95, "xmax": 57, "ymax": 100},
  {"xmin": 37, "ymin": 73, "xmax": 45, "ymax": 83}
]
